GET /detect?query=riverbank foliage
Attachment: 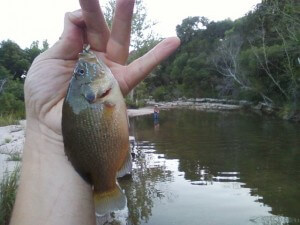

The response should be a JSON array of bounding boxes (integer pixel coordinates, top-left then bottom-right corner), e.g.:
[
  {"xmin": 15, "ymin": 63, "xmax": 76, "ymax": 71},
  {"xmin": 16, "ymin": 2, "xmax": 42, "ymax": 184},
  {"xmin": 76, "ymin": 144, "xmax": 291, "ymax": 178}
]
[
  {"xmin": 143, "ymin": 0, "xmax": 300, "ymax": 119},
  {"xmin": 0, "ymin": 40, "xmax": 48, "ymax": 122},
  {"xmin": 0, "ymin": 115, "xmax": 21, "ymax": 127}
]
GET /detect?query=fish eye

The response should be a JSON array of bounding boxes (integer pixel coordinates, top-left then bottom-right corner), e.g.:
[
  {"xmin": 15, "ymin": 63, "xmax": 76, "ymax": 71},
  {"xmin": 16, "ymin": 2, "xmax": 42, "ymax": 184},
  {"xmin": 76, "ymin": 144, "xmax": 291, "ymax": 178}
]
[
  {"xmin": 75, "ymin": 67, "xmax": 85, "ymax": 79},
  {"xmin": 78, "ymin": 69, "xmax": 85, "ymax": 75}
]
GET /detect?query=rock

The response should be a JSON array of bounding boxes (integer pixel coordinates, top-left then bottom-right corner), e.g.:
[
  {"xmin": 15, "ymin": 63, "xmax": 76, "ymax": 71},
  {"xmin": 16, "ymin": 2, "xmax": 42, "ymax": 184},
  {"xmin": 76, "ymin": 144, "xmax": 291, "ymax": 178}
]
[
  {"xmin": 195, "ymin": 98, "xmax": 206, "ymax": 103},
  {"xmin": 239, "ymin": 100, "xmax": 252, "ymax": 106},
  {"xmin": 253, "ymin": 103, "xmax": 263, "ymax": 110},
  {"xmin": 0, "ymin": 123, "xmax": 24, "ymax": 179},
  {"xmin": 261, "ymin": 106, "xmax": 275, "ymax": 115},
  {"xmin": 10, "ymin": 126, "xmax": 22, "ymax": 133},
  {"xmin": 19, "ymin": 120, "xmax": 26, "ymax": 129}
]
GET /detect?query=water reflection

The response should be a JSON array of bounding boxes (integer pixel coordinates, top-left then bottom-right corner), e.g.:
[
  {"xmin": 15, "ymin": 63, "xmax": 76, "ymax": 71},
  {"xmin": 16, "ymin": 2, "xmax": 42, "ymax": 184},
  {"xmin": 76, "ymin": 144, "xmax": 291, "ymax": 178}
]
[
  {"xmin": 250, "ymin": 216, "xmax": 300, "ymax": 225},
  {"xmin": 154, "ymin": 119, "xmax": 160, "ymax": 132},
  {"xmin": 118, "ymin": 141, "xmax": 175, "ymax": 225},
  {"xmin": 128, "ymin": 109, "xmax": 300, "ymax": 225}
]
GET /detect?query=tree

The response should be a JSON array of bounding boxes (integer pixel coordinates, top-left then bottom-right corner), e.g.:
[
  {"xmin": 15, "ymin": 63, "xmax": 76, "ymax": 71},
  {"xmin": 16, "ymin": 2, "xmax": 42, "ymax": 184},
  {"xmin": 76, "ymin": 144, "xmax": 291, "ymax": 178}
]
[
  {"xmin": 0, "ymin": 40, "xmax": 29, "ymax": 79},
  {"xmin": 0, "ymin": 66, "xmax": 10, "ymax": 94},
  {"xmin": 0, "ymin": 40, "xmax": 48, "ymax": 117},
  {"xmin": 246, "ymin": 0, "xmax": 300, "ymax": 105},
  {"xmin": 213, "ymin": 35, "xmax": 245, "ymax": 88},
  {"xmin": 104, "ymin": 0, "xmax": 158, "ymax": 103},
  {"xmin": 176, "ymin": 17, "xmax": 203, "ymax": 44},
  {"xmin": 103, "ymin": 0, "xmax": 156, "ymax": 51}
]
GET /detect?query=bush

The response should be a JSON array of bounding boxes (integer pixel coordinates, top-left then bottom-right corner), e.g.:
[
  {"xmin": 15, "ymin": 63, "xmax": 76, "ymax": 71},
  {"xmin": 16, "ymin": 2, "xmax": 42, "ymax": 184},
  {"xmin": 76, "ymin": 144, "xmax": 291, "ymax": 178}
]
[
  {"xmin": 125, "ymin": 98, "xmax": 146, "ymax": 109},
  {"xmin": 278, "ymin": 103, "xmax": 300, "ymax": 121},
  {"xmin": 152, "ymin": 86, "xmax": 171, "ymax": 102},
  {"xmin": 0, "ymin": 93, "xmax": 25, "ymax": 119},
  {"xmin": 0, "ymin": 114, "xmax": 21, "ymax": 127}
]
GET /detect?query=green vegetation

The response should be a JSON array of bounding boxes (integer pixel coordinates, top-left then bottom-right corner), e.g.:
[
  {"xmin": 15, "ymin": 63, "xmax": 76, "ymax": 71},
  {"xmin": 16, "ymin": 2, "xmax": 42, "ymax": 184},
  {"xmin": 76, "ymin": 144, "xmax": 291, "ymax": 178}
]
[
  {"xmin": 0, "ymin": 166, "xmax": 20, "ymax": 225},
  {"xmin": 144, "ymin": 0, "xmax": 299, "ymax": 120},
  {"xmin": 6, "ymin": 152, "xmax": 22, "ymax": 162},
  {"xmin": 125, "ymin": 97, "xmax": 146, "ymax": 109},
  {"xmin": 4, "ymin": 138, "xmax": 11, "ymax": 144},
  {"xmin": 0, "ymin": 115, "xmax": 21, "ymax": 127},
  {"xmin": 0, "ymin": 40, "xmax": 48, "ymax": 125}
]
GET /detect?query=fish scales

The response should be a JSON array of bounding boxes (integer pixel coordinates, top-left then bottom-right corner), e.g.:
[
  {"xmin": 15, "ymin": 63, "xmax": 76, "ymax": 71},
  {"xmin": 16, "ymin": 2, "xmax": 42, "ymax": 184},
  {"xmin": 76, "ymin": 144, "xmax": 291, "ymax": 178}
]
[
  {"xmin": 64, "ymin": 104, "xmax": 128, "ymax": 188},
  {"xmin": 62, "ymin": 47, "xmax": 130, "ymax": 216}
]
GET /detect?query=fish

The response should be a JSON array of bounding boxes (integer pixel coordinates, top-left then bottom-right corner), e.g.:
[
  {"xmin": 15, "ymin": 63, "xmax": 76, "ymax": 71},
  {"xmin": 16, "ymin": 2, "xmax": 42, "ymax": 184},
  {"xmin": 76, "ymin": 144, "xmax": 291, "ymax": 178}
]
[{"xmin": 62, "ymin": 45, "xmax": 131, "ymax": 216}]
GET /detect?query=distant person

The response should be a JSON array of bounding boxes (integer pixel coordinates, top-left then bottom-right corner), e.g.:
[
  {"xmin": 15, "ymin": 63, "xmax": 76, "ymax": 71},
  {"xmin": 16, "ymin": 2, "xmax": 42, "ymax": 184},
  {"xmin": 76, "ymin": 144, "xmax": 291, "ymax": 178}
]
[
  {"xmin": 154, "ymin": 105, "xmax": 160, "ymax": 120},
  {"xmin": 153, "ymin": 105, "xmax": 160, "ymax": 130},
  {"xmin": 10, "ymin": 0, "xmax": 180, "ymax": 224}
]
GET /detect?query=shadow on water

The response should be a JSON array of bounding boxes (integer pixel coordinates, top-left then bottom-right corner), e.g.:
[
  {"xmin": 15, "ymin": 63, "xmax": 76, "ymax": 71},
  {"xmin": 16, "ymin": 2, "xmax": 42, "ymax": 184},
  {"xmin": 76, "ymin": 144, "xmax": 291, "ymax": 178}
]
[{"xmin": 125, "ymin": 109, "xmax": 300, "ymax": 225}]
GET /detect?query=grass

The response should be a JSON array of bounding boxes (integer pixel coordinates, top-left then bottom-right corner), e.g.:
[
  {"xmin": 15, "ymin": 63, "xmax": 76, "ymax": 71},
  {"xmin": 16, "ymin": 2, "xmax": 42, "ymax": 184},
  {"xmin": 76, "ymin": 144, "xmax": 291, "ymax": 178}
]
[
  {"xmin": 0, "ymin": 115, "xmax": 20, "ymax": 127},
  {"xmin": 0, "ymin": 165, "xmax": 20, "ymax": 225},
  {"xmin": 6, "ymin": 152, "xmax": 21, "ymax": 162},
  {"xmin": 4, "ymin": 138, "xmax": 11, "ymax": 144}
]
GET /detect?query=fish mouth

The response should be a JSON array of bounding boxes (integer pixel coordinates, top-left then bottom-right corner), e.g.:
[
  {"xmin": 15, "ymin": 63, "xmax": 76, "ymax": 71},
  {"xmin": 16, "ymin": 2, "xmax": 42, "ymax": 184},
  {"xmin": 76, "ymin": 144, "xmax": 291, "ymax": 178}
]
[{"xmin": 98, "ymin": 88, "xmax": 111, "ymax": 99}]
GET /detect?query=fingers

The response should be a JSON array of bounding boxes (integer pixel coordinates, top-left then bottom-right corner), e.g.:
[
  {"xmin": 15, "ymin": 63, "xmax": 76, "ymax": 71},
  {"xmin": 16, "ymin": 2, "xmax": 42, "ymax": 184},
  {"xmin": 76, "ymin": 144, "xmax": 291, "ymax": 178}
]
[
  {"xmin": 106, "ymin": 0, "xmax": 135, "ymax": 64},
  {"xmin": 40, "ymin": 10, "xmax": 84, "ymax": 60},
  {"xmin": 79, "ymin": 0, "xmax": 110, "ymax": 52},
  {"xmin": 124, "ymin": 37, "xmax": 181, "ymax": 95}
]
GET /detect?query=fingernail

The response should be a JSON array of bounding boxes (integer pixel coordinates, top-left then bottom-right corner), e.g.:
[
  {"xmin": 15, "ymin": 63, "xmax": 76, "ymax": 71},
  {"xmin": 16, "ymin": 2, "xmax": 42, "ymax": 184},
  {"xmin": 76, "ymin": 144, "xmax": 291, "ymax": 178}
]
[{"xmin": 70, "ymin": 10, "xmax": 82, "ymax": 19}]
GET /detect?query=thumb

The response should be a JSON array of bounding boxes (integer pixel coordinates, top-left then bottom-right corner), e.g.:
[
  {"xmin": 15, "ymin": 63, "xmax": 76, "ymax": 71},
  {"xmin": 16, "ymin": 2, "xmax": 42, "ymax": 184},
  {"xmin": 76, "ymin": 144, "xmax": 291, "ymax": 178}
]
[{"xmin": 41, "ymin": 10, "xmax": 85, "ymax": 60}]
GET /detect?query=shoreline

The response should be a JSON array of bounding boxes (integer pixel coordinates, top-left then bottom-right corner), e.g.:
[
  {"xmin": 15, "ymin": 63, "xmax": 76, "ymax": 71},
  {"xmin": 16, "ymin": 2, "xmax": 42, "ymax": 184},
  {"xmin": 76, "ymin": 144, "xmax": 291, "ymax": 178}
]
[{"xmin": 127, "ymin": 98, "xmax": 246, "ymax": 117}]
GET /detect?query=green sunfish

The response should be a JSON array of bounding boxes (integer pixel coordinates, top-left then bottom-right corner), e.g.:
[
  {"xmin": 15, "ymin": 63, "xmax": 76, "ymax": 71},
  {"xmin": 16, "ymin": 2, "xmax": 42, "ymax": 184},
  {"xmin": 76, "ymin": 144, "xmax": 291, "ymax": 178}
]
[{"xmin": 62, "ymin": 46, "xmax": 130, "ymax": 216}]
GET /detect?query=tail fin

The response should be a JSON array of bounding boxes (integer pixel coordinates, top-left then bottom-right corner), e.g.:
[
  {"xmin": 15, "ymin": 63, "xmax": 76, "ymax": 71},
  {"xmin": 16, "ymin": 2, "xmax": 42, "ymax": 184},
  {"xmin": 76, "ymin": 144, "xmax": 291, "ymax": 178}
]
[{"xmin": 93, "ymin": 183, "xmax": 127, "ymax": 216}]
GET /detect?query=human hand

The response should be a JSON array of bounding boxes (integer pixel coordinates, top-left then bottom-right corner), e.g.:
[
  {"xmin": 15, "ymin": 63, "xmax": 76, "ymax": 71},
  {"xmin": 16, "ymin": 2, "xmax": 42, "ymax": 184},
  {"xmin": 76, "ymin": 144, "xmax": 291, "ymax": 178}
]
[{"xmin": 25, "ymin": 0, "xmax": 180, "ymax": 138}]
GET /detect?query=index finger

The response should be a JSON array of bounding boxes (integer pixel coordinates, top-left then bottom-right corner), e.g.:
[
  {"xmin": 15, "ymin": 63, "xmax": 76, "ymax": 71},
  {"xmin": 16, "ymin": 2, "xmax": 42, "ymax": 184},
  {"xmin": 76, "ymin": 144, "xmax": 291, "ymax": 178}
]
[{"xmin": 79, "ymin": 0, "xmax": 110, "ymax": 51}]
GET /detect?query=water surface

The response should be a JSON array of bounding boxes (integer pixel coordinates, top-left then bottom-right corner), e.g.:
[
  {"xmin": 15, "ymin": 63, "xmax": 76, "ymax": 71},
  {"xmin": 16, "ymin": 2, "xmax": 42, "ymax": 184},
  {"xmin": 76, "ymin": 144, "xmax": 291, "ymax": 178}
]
[{"xmin": 117, "ymin": 109, "xmax": 300, "ymax": 225}]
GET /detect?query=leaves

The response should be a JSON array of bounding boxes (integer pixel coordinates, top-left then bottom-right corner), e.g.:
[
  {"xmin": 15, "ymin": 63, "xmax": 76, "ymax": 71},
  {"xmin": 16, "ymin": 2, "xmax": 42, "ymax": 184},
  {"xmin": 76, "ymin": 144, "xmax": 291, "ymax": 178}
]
[{"xmin": 0, "ymin": 40, "xmax": 47, "ymax": 117}]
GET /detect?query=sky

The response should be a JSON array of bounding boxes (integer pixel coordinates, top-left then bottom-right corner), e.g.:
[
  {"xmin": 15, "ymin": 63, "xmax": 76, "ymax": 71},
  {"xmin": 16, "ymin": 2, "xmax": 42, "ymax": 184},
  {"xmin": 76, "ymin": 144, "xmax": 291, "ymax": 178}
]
[{"xmin": 0, "ymin": 0, "xmax": 261, "ymax": 49}]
